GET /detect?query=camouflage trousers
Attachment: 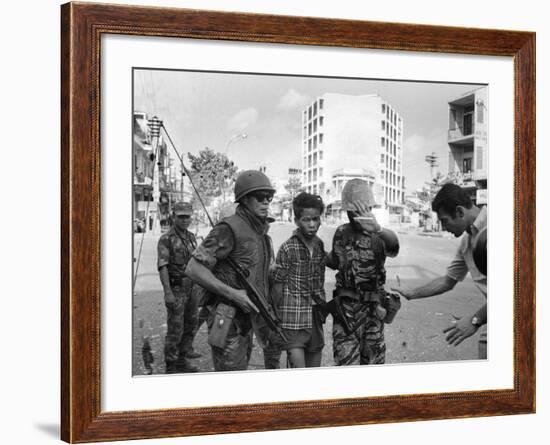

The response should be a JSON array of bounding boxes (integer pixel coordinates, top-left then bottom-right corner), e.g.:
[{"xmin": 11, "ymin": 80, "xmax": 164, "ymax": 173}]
[
  {"xmin": 333, "ymin": 301, "xmax": 385, "ymax": 366},
  {"xmin": 210, "ymin": 328, "xmax": 254, "ymax": 372},
  {"xmin": 164, "ymin": 282, "xmax": 201, "ymax": 369}
]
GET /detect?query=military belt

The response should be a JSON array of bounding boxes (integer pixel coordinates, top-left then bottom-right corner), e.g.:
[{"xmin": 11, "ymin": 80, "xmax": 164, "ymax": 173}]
[{"xmin": 335, "ymin": 287, "xmax": 382, "ymax": 303}]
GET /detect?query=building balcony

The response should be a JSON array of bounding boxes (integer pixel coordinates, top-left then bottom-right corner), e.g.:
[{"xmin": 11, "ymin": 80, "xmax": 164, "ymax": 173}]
[
  {"xmin": 444, "ymin": 171, "xmax": 476, "ymax": 188},
  {"xmin": 448, "ymin": 125, "xmax": 474, "ymax": 144}
]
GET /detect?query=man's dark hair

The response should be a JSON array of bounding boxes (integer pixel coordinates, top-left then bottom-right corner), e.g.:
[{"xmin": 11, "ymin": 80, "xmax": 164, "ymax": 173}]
[
  {"xmin": 293, "ymin": 192, "xmax": 325, "ymax": 219},
  {"xmin": 431, "ymin": 183, "xmax": 473, "ymax": 217}
]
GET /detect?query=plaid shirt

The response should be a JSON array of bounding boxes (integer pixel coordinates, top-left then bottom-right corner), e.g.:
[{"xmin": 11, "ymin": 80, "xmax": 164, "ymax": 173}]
[{"xmin": 272, "ymin": 230, "xmax": 326, "ymax": 329}]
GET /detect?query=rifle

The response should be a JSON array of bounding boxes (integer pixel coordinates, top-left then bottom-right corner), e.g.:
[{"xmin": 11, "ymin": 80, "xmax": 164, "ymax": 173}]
[
  {"xmin": 316, "ymin": 294, "xmax": 354, "ymax": 336},
  {"xmin": 161, "ymin": 124, "xmax": 287, "ymax": 344}
]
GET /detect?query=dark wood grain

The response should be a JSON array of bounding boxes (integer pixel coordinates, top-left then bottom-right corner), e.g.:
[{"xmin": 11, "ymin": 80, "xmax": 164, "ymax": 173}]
[{"xmin": 61, "ymin": 2, "xmax": 536, "ymax": 443}]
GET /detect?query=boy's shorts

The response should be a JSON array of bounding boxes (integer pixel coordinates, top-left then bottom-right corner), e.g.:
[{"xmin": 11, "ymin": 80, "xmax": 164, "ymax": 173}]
[{"xmin": 281, "ymin": 306, "xmax": 325, "ymax": 353}]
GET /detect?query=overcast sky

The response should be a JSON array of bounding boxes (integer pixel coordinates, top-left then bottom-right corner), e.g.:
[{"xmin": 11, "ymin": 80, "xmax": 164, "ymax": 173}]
[{"xmin": 134, "ymin": 69, "xmax": 482, "ymax": 193}]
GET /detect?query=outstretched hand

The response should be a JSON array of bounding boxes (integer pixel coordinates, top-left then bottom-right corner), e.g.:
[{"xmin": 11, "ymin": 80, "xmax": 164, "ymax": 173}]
[
  {"xmin": 389, "ymin": 286, "xmax": 413, "ymax": 300},
  {"xmin": 443, "ymin": 317, "xmax": 478, "ymax": 346}
]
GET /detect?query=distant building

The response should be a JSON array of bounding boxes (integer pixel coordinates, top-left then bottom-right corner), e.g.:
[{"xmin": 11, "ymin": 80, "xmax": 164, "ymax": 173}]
[
  {"xmin": 133, "ymin": 111, "xmax": 182, "ymax": 228},
  {"xmin": 300, "ymin": 93, "xmax": 405, "ymax": 219},
  {"xmin": 445, "ymin": 87, "xmax": 488, "ymax": 205}
]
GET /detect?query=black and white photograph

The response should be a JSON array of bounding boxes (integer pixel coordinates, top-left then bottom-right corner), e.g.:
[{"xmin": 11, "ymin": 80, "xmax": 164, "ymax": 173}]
[{"xmin": 132, "ymin": 68, "xmax": 488, "ymax": 376}]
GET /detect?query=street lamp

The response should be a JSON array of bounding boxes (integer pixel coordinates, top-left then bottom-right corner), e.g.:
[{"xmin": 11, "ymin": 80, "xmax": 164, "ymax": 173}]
[{"xmin": 225, "ymin": 133, "xmax": 247, "ymax": 154}]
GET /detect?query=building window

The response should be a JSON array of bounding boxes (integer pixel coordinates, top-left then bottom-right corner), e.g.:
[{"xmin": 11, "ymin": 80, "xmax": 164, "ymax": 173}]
[
  {"xmin": 319, "ymin": 167, "xmax": 323, "ymax": 177},
  {"xmin": 382, "ymin": 104, "xmax": 386, "ymax": 114},
  {"xmin": 477, "ymin": 103, "xmax": 484, "ymax": 123},
  {"xmin": 308, "ymin": 171, "xmax": 312, "ymax": 183},
  {"xmin": 308, "ymin": 106, "xmax": 312, "ymax": 120},
  {"xmin": 476, "ymin": 146, "xmax": 484, "ymax": 169},
  {"xmin": 319, "ymin": 151, "xmax": 323, "ymax": 160},
  {"xmin": 313, "ymin": 153, "xmax": 318, "ymax": 166},
  {"xmin": 313, "ymin": 136, "xmax": 317, "ymax": 150},
  {"xmin": 319, "ymin": 116, "xmax": 324, "ymax": 127},
  {"xmin": 313, "ymin": 102, "xmax": 317, "ymax": 116},
  {"xmin": 313, "ymin": 169, "xmax": 318, "ymax": 181},
  {"xmin": 308, "ymin": 123, "xmax": 312, "ymax": 136},
  {"xmin": 308, "ymin": 155, "xmax": 312, "ymax": 168},
  {"xmin": 381, "ymin": 154, "xmax": 385, "ymax": 164},
  {"xmin": 463, "ymin": 157, "xmax": 472, "ymax": 173},
  {"xmin": 319, "ymin": 98, "xmax": 324, "ymax": 110},
  {"xmin": 313, "ymin": 119, "xmax": 318, "ymax": 133},
  {"xmin": 319, "ymin": 133, "xmax": 324, "ymax": 144},
  {"xmin": 381, "ymin": 121, "xmax": 385, "ymax": 131},
  {"xmin": 381, "ymin": 137, "xmax": 385, "ymax": 147},
  {"xmin": 308, "ymin": 139, "xmax": 312, "ymax": 152}
]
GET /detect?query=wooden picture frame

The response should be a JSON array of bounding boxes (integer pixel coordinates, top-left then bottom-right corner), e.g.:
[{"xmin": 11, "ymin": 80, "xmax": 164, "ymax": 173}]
[{"xmin": 61, "ymin": 2, "xmax": 535, "ymax": 442}]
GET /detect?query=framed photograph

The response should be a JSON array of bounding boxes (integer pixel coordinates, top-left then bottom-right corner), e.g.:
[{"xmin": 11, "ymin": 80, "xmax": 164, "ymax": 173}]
[{"xmin": 61, "ymin": 2, "xmax": 535, "ymax": 442}]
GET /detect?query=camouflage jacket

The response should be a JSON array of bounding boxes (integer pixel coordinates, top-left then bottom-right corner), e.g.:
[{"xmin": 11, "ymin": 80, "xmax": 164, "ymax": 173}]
[
  {"xmin": 329, "ymin": 223, "xmax": 387, "ymax": 293},
  {"xmin": 157, "ymin": 227, "xmax": 197, "ymax": 279}
]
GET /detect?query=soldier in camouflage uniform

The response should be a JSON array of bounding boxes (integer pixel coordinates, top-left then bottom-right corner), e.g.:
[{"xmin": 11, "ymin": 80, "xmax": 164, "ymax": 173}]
[
  {"xmin": 157, "ymin": 202, "xmax": 201, "ymax": 373},
  {"xmin": 328, "ymin": 179, "xmax": 400, "ymax": 366}
]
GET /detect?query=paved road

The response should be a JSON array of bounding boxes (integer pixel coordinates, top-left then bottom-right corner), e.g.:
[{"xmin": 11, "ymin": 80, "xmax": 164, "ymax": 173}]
[{"xmin": 132, "ymin": 222, "xmax": 485, "ymax": 375}]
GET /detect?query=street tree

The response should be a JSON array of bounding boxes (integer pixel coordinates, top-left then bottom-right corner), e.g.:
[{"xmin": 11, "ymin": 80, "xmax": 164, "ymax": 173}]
[
  {"xmin": 187, "ymin": 147, "xmax": 238, "ymax": 206},
  {"xmin": 284, "ymin": 175, "xmax": 303, "ymax": 198}
]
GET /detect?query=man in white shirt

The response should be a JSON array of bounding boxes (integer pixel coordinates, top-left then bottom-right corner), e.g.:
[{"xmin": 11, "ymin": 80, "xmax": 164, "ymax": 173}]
[{"xmin": 392, "ymin": 184, "xmax": 487, "ymax": 359}]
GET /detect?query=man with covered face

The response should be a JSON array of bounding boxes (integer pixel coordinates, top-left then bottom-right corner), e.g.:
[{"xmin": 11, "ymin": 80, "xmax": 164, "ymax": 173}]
[{"xmin": 327, "ymin": 179, "xmax": 400, "ymax": 366}]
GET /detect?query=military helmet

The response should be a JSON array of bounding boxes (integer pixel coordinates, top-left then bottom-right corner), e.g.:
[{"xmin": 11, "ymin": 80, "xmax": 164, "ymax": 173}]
[
  {"xmin": 341, "ymin": 179, "xmax": 376, "ymax": 211},
  {"xmin": 234, "ymin": 170, "xmax": 275, "ymax": 202},
  {"xmin": 172, "ymin": 201, "xmax": 193, "ymax": 215}
]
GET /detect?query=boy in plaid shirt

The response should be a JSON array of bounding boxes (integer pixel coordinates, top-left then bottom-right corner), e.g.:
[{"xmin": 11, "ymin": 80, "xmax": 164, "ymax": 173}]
[{"xmin": 272, "ymin": 192, "xmax": 327, "ymax": 368}]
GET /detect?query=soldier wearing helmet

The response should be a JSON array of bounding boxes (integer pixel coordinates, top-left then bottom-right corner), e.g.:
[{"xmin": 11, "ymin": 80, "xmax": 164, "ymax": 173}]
[
  {"xmin": 185, "ymin": 170, "xmax": 280, "ymax": 371},
  {"xmin": 327, "ymin": 179, "xmax": 400, "ymax": 366},
  {"xmin": 157, "ymin": 201, "xmax": 200, "ymax": 373}
]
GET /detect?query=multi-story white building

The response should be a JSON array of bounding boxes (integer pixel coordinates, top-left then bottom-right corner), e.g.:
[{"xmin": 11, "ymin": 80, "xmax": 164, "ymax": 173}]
[
  {"xmin": 446, "ymin": 86, "xmax": 488, "ymax": 204},
  {"xmin": 300, "ymin": 93, "xmax": 405, "ymax": 217}
]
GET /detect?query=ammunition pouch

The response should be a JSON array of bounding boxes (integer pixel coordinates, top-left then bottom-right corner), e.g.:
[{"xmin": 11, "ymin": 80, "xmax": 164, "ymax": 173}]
[{"xmin": 208, "ymin": 303, "xmax": 237, "ymax": 349}]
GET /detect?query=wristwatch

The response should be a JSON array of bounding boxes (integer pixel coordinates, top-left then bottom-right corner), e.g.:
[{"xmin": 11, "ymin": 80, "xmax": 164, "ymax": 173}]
[{"xmin": 471, "ymin": 316, "xmax": 482, "ymax": 328}]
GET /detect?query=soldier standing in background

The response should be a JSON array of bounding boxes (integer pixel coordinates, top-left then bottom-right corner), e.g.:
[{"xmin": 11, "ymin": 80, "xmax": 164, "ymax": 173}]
[
  {"xmin": 328, "ymin": 179, "xmax": 400, "ymax": 366},
  {"xmin": 157, "ymin": 202, "xmax": 201, "ymax": 373}
]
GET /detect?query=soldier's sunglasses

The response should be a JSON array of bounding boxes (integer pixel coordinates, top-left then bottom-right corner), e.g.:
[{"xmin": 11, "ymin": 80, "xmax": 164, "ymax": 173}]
[{"xmin": 250, "ymin": 191, "xmax": 274, "ymax": 203}]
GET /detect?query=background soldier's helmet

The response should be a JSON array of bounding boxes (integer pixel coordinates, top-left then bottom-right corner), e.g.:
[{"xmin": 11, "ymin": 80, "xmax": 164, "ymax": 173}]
[
  {"xmin": 341, "ymin": 179, "xmax": 376, "ymax": 211},
  {"xmin": 234, "ymin": 170, "xmax": 276, "ymax": 202},
  {"xmin": 172, "ymin": 201, "xmax": 193, "ymax": 215},
  {"xmin": 473, "ymin": 227, "xmax": 487, "ymax": 275}
]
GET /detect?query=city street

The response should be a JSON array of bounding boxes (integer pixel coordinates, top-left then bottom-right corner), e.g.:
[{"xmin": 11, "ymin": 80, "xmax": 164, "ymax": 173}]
[{"xmin": 132, "ymin": 222, "xmax": 485, "ymax": 375}]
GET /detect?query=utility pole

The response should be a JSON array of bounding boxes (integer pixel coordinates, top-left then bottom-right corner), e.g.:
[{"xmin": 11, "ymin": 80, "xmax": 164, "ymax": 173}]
[
  {"xmin": 147, "ymin": 116, "xmax": 163, "ymax": 234},
  {"xmin": 424, "ymin": 152, "xmax": 438, "ymax": 179}
]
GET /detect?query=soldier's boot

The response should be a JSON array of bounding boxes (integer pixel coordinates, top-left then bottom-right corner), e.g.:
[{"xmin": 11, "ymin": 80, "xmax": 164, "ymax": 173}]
[
  {"xmin": 184, "ymin": 349, "xmax": 202, "ymax": 359},
  {"xmin": 175, "ymin": 358, "xmax": 199, "ymax": 373},
  {"xmin": 165, "ymin": 362, "xmax": 178, "ymax": 374}
]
